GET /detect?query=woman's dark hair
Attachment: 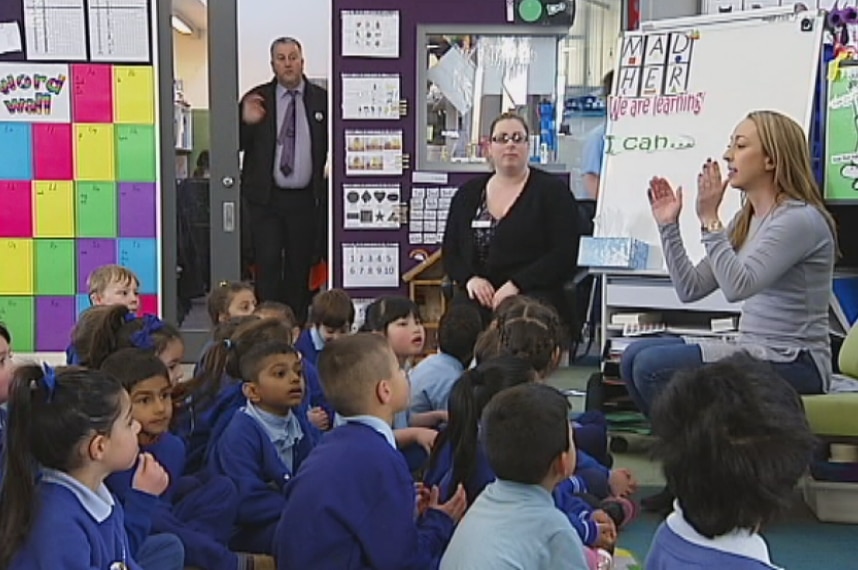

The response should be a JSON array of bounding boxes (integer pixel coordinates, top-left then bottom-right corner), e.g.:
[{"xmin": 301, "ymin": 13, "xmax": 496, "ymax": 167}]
[
  {"xmin": 193, "ymin": 150, "xmax": 210, "ymax": 178},
  {"xmin": 177, "ymin": 317, "xmax": 291, "ymax": 413},
  {"xmin": 496, "ymin": 300, "xmax": 563, "ymax": 376},
  {"xmin": 0, "ymin": 322, "xmax": 10, "ymax": 344},
  {"xmin": 101, "ymin": 348, "xmax": 170, "ymax": 392},
  {"xmin": 651, "ymin": 354, "xmax": 816, "ymax": 538},
  {"xmin": 72, "ymin": 305, "xmax": 182, "ymax": 368},
  {"xmin": 489, "ymin": 111, "xmax": 530, "ymax": 137},
  {"xmin": 0, "ymin": 365, "xmax": 125, "ymax": 567},
  {"xmin": 359, "ymin": 296, "xmax": 421, "ymax": 334},
  {"xmin": 206, "ymin": 281, "xmax": 256, "ymax": 326},
  {"xmin": 426, "ymin": 355, "xmax": 537, "ymax": 504}
]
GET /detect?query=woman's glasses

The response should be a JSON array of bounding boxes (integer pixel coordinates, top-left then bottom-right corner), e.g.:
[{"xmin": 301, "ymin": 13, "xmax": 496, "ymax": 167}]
[{"xmin": 490, "ymin": 132, "xmax": 528, "ymax": 145}]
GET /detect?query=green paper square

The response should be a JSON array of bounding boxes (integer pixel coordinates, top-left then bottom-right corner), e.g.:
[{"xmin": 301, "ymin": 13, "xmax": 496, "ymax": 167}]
[
  {"xmin": 0, "ymin": 296, "xmax": 35, "ymax": 352},
  {"xmin": 116, "ymin": 125, "xmax": 156, "ymax": 182},
  {"xmin": 76, "ymin": 182, "xmax": 117, "ymax": 237},
  {"xmin": 35, "ymin": 239, "xmax": 76, "ymax": 295}
]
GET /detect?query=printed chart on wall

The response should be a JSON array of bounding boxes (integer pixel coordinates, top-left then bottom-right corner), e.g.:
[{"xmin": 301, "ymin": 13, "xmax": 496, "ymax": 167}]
[
  {"xmin": 595, "ymin": 10, "xmax": 823, "ymax": 267},
  {"xmin": 0, "ymin": 0, "xmax": 159, "ymax": 352},
  {"xmin": 825, "ymin": 64, "xmax": 858, "ymax": 200}
]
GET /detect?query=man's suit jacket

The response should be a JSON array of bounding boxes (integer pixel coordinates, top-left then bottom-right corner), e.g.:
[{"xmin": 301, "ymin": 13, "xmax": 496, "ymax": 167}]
[{"xmin": 239, "ymin": 76, "xmax": 329, "ymax": 259}]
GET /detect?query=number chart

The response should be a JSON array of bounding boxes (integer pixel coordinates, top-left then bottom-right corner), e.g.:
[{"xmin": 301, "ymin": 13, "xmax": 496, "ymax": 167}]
[{"xmin": 0, "ymin": 33, "xmax": 159, "ymax": 351}]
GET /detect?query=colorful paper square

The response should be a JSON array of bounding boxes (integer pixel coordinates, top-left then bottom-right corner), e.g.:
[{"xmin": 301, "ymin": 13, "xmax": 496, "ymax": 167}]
[
  {"xmin": 74, "ymin": 123, "xmax": 115, "ymax": 181},
  {"xmin": 0, "ymin": 122, "xmax": 32, "ymax": 180},
  {"xmin": 139, "ymin": 294, "xmax": 158, "ymax": 316},
  {"xmin": 118, "ymin": 238, "xmax": 157, "ymax": 294},
  {"xmin": 34, "ymin": 181, "xmax": 75, "ymax": 237},
  {"xmin": 0, "ymin": 239, "xmax": 34, "ymax": 294},
  {"xmin": 77, "ymin": 238, "xmax": 117, "ymax": 293},
  {"xmin": 118, "ymin": 182, "xmax": 156, "ymax": 237},
  {"xmin": 76, "ymin": 182, "xmax": 117, "ymax": 237},
  {"xmin": 76, "ymin": 293, "xmax": 91, "ymax": 316},
  {"xmin": 36, "ymin": 296, "xmax": 75, "ymax": 351},
  {"xmin": 114, "ymin": 66, "xmax": 155, "ymax": 124},
  {"xmin": 116, "ymin": 124, "xmax": 156, "ymax": 181},
  {"xmin": 35, "ymin": 239, "xmax": 76, "ymax": 295},
  {"xmin": 0, "ymin": 181, "xmax": 33, "ymax": 237},
  {"xmin": 33, "ymin": 123, "xmax": 73, "ymax": 180},
  {"xmin": 72, "ymin": 64, "xmax": 114, "ymax": 123},
  {"xmin": 0, "ymin": 297, "xmax": 35, "ymax": 352}
]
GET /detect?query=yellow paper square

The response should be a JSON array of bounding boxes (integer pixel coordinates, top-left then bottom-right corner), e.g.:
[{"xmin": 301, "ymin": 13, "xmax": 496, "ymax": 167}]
[
  {"xmin": 74, "ymin": 124, "xmax": 115, "ymax": 181},
  {"xmin": 34, "ymin": 181, "xmax": 75, "ymax": 237},
  {"xmin": 114, "ymin": 66, "xmax": 155, "ymax": 124},
  {"xmin": 0, "ymin": 239, "xmax": 34, "ymax": 294}
]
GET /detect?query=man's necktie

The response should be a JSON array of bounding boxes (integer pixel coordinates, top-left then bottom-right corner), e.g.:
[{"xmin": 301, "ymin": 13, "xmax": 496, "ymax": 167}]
[{"xmin": 278, "ymin": 89, "xmax": 298, "ymax": 177}]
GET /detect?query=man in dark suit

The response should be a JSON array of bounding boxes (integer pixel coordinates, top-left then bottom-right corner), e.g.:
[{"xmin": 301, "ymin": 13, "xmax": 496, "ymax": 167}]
[{"xmin": 239, "ymin": 37, "xmax": 328, "ymax": 323}]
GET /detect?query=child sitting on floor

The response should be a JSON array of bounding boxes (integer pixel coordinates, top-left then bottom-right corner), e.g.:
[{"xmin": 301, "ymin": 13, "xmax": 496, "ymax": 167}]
[
  {"xmin": 295, "ymin": 288, "xmax": 355, "ymax": 366},
  {"xmin": 646, "ymin": 354, "xmax": 816, "ymax": 570},
  {"xmin": 208, "ymin": 340, "xmax": 320, "ymax": 555},
  {"xmin": 274, "ymin": 333, "xmax": 466, "ymax": 570},
  {"xmin": 0, "ymin": 322, "xmax": 13, "ymax": 458},
  {"xmin": 440, "ymin": 383, "xmax": 590, "ymax": 570},
  {"xmin": 101, "ymin": 349, "xmax": 259, "ymax": 570},
  {"xmin": 207, "ymin": 281, "xmax": 257, "ymax": 325}
]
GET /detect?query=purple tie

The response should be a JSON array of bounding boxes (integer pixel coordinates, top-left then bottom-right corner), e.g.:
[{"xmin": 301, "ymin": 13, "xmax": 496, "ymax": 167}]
[{"xmin": 278, "ymin": 90, "xmax": 298, "ymax": 177}]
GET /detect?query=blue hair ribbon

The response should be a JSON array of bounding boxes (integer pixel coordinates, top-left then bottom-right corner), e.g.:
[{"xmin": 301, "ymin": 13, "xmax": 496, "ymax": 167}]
[
  {"xmin": 130, "ymin": 314, "xmax": 165, "ymax": 350},
  {"xmin": 41, "ymin": 362, "xmax": 57, "ymax": 402}
]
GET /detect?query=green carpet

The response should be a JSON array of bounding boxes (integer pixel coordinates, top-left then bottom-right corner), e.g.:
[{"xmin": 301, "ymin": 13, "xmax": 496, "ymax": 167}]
[{"xmin": 618, "ymin": 488, "xmax": 858, "ymax": 569}]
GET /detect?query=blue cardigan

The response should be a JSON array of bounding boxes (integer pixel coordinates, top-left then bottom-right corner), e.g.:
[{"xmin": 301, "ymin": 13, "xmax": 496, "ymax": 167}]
[
  {"xmin": 208, "ymin": 406, "xmax": 319, "ymax": 528},
  {"xmin": 295, "ymin": 328, "xmax": 321, "ymax": 366},
  {"xmin": 11, "ymin": 479, "xmax": 142, "ymax": 570},
  {"xmin": 274, "ymin": 422, "xmax": 455, "ymax": 570},
  {"xmin": 425, "ymin": 439, "xmax": 600, "ymax": 547}
]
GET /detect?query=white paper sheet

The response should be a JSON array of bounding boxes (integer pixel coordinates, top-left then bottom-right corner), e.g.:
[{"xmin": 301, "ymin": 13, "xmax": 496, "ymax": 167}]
[
  {"xmin": 343, "ymin": 184, "xmax": 402, "ymax": 229},
  {"xmin": 341, "ymin": 10, "xmax": 399, "ymax": 58},
  {"xmin": 342, "ymin": 74, "xmax": 400, "ymax": 120},
  {"xmin": 342, "ymin": 243, "xmax": 400, "ymax": 289},
  {"xmin": 408, "ymin": 186, "xmax": 456, "ymax": 246},
  {"xmin": 345, "ymin": 130, "xmax": 403, "ymax": 176},
  {"xmin": 0, "ymin": 22, "xmax": 23, "ymax": 55},
  {"xmin": 24, "ymin": 0, "xmax": 87, "ymax": 61},
  {"xmin": 88, "ymin": 0, "xmax": 150, "ymax": 63}
]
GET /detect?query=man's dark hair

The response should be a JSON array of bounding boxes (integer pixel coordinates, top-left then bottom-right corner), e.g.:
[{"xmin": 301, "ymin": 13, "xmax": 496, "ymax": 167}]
[
  {"xmin": 270, "ymin": 36, "xmax": 303, "ymax": 57},
  {"xmin": 438, "ymin": 305, "xmax": 483, "ymax": 365},
  {"xmin": 482, "ymin": 383, "xmax": 570, "ymax": 485},
  {"xmin": 651, "ymin": 354, "xmax": 816, "ymax": 538}
]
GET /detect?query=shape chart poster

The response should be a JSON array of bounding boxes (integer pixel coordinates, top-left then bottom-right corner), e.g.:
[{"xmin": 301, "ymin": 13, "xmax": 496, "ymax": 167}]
[{"xmin": 0, "ymin": 1, "xmax": 159, "ymax": 352}]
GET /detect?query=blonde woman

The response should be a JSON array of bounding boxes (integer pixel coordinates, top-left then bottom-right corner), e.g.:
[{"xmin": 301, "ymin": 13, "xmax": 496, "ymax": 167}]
[{"xmin": 621, "ymin": 111, "xmax": 836, "ymax": 511}]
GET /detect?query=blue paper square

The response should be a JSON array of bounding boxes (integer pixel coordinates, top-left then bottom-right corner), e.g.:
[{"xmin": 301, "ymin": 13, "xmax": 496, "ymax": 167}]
[
  {"xmin": 76, "ymin": 294, "xmax": 91, "ymax": 317},
  {"xmin": 0, "ymin": 123, "xmax": 33, "ymax": 180},
  {"xmin": 117, "ymin": 238, "xmax": 157, "ymax": 294}
]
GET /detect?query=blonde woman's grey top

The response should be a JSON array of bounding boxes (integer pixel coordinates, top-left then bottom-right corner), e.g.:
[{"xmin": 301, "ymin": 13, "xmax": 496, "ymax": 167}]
[{"xmin": 659, "ymin": 199, "xmax": 835, "ymax": 391}]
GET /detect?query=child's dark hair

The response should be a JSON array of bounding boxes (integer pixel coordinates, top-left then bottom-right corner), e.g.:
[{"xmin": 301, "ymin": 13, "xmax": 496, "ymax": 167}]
[
  {"xmin": 651, "ymin": 354, "xmax": 816, "ymax": 538},
  {"xmin": 310, "ymin": 289, "xmax": 355, "ymax": 329},
  {"xmin": 101, "ymin": 348, "xmax": 170, "ymax": 392},
  {"xmin": 492, "ymin": 295, "xmax": 534, "ymax": 324},
  {"xmin": 239, "ymin": 341, "xmax": 300, "ymax": 384},
  {"xmin": 207, "ymin": 281, "xmax": 255, "ymax": 326},
  {"xmin": 427, "ymin": 355, "xmax": 537, "ymax": 503},
  {"xmin": 180, "ymin": 317, "xmax": 292, "ymax": 411},
  {"xmin": 482, "ymin": 383, "xmax": 571, "ymax": 485},
  {"xmin": 255, "ymin": 301, "xmax": 297, "ymax": 327},
  {"xmin": 473, "ymin": 328, "xmax": 501, "ymax": 365},
  {"xmin": 0, "ymin": 365, "xmax": 126, "ymax": 566},
  {"xmin": 318, "ymin": 333, "xmax": 394, "ymax": 417},
  {"xmin": 0, "ymin": 321, "xmax": 10, "ymax": 344},
  {"xmin": 496, "ymin": 300, "xmax": 563, "ymax": 376},
  {"xmin": 72, "ymin": 305, "xmax": 182, "ymax": 368},
  {"xmin": 359, "ymin": 296, "xmax": 420, "ymax": 333},
  {"xmin": 438, "ymin": 304, "xmax": 483, "ymax": 366}
]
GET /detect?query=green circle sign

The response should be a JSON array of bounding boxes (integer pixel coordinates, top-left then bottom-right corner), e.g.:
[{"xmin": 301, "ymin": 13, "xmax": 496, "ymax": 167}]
[{"xmin": 519, "ymin": 0, "xmax": 543, "ymax": 22}]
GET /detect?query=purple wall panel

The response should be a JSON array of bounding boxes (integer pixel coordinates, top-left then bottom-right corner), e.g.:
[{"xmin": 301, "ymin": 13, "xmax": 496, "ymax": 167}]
[{"xmin": 331, "ymin": 0, "xmax": 514, "ymax": 297}]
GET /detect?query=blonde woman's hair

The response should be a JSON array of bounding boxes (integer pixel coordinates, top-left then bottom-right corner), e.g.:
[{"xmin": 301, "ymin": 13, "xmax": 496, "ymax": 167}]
[{"xmin": 730, "ymin": 110, "xmax": 838, "ymax": 252}]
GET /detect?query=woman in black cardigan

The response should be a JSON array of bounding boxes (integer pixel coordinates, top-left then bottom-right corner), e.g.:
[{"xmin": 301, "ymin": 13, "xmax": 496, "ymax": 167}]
[{"xmin": 442, "ymin": 112, "xmax": 581, "ymax": 323}]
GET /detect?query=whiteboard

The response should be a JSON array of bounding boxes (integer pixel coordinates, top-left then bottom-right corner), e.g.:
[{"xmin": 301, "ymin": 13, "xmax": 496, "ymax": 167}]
[{"xmin": 595, "ymin": 11, "xmax": 824, "ymax": 268}]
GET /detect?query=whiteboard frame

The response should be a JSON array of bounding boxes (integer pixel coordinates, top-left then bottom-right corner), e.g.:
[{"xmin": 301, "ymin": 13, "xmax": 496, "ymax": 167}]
[{"xmin": 641, "ymin": 6, "xmax": 801, "ymax": 32}]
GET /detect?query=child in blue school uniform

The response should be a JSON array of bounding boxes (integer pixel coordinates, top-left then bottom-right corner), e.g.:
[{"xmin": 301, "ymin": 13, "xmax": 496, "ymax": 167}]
[
  {"xmin": 0, "ymin": 364, "xmax": 184, "ymax": 570},
  {"xmin": 101, "ymin": 349, "xmax": 261, "ymax": 570},
  {"xmin": 409, "ymin": 303, "xmax": 483, "ymax": 416},
  {"xmin": 208, "ymin": 340, "xmax": 321, "ymax": 555},
  {"xmin": 645, "ymin": 354, "xmax": 816, "ymax": 570},
  {"xmin": 424, "ymin": 355, "xmax": 617, "ymax": 567},
  {"xmin": 207, "ymin": 280, "xmax": 258, "ymax": 325},
  {"xmin": 440, "ymin": 384, "xmax": 591, "ymax": 570},
  {"xmin": 69, "ymin": 304, "xmax": 186, "ymax": 385},
  {"xmin": 274, "ymin": 333, "xmax": 467, "ymax": 570},
  {"xmin": 0, "ymin": 322, "xmax": 13, "ymax": 459},
  {"xmin": 295, "ymin": 288, "xmax": 355, "ymax": 367}
]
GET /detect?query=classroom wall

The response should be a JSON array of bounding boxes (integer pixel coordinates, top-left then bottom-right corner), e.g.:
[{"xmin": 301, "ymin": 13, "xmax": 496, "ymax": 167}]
[{"xmin": 174, "ymin": 30, "xmax": 209, "ymax": 109}]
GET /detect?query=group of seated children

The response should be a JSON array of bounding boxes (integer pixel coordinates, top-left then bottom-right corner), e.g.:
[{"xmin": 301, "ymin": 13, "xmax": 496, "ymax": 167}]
[{"xmin": 0, "ymin": 262, "xmax": 817, "ymax": 570}]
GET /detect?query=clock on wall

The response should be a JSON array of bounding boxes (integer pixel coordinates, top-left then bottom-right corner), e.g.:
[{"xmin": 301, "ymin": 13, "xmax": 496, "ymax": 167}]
[{"xmin": 511, "ymin": 0, "xmax": 576, "ymax": 27}]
